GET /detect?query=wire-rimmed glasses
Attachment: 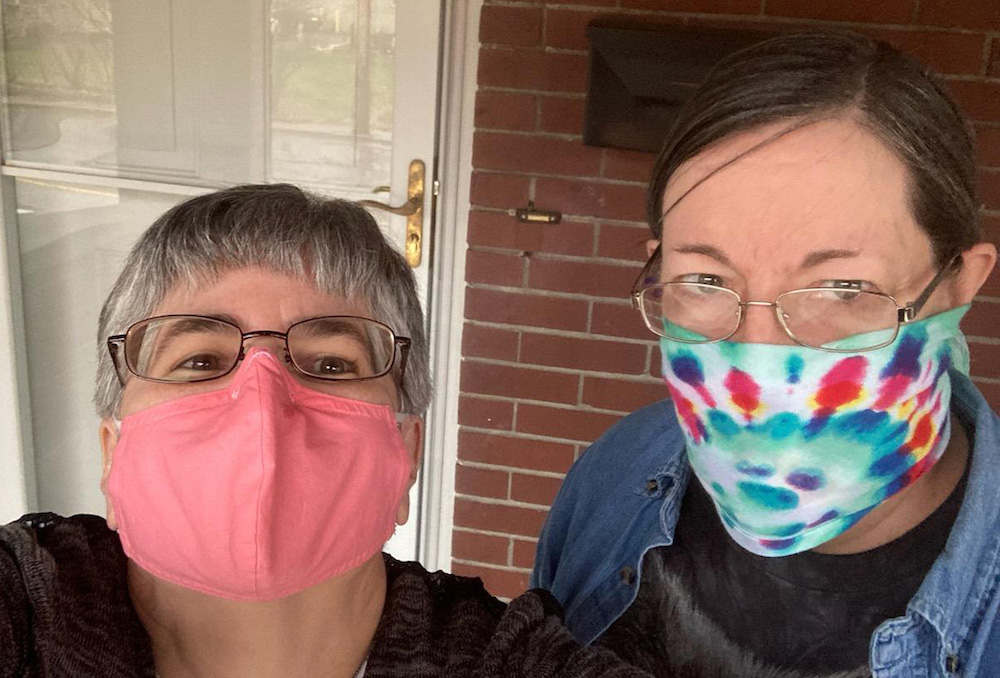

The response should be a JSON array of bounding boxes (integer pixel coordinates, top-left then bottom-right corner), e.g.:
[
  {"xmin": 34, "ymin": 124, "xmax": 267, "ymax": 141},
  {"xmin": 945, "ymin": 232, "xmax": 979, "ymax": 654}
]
[
  {"xmin": 631, "ymin": 245, "xmax": 959, "ymax": 352},
  {"xmin": 107, "ymin": 315, "xmax": 411, "ymax": 384}
]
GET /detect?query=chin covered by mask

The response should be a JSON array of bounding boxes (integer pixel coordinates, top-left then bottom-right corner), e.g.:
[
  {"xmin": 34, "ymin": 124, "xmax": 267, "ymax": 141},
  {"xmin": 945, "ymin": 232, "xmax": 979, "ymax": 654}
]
[
  {"xmin": 107, "ymin": 348, "xmax": 412, "ymax": 600},
  {"xmin": 659, "ymin": 305, "xmax": 970, "ymax": 557}
]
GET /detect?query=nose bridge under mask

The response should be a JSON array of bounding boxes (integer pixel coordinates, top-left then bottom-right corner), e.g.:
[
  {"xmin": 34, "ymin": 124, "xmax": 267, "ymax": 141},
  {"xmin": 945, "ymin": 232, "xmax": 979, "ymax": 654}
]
[{"xmin": 228, "ymin": 347, "xmax": 296, "ymax": 400}]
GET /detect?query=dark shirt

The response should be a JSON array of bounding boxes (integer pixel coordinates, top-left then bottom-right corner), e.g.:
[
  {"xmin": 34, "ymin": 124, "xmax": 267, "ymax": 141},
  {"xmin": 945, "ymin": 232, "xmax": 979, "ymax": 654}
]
[
  {"xmin": 0, "ymin": 513, "xmax": 651, "ymax": 678},
  {"xmin": 597, "ymin": 466, "xmax": 966, "ymax": 677}
]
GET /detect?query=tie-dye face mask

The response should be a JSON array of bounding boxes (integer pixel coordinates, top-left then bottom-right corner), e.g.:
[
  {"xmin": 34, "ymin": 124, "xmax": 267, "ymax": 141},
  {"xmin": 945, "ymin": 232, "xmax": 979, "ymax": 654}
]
[{"xmin": 660, "ymin": 305, "xmax": 970, "ymax": 557}]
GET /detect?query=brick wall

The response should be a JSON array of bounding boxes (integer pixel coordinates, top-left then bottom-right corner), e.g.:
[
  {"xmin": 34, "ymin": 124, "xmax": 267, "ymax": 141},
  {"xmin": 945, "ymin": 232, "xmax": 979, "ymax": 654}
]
[{"xmin": 454, "ymin": 0, "xmax": 1000, "ymax": 600}]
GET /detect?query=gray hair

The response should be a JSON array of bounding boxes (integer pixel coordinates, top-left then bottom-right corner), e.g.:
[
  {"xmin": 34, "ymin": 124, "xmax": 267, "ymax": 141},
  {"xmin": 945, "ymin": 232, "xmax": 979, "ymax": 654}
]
[
  {"xmin": 648, "ymin": 31, "xmax": 981, "ymax": 269},
  {"xmin": 95, "ymin": 183, "xmax": 430, "ymax": 417}
]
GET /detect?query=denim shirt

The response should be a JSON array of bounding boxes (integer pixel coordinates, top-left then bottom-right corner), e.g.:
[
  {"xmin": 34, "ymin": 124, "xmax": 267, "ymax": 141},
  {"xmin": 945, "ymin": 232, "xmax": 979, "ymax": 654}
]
[{"xmin": 532, "ymin": 371, "xmax": 1000, "ymax": 677}]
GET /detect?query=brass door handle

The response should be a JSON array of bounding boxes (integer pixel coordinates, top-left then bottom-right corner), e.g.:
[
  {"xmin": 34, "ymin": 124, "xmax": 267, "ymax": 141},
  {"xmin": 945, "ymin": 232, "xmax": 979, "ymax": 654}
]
[
  {"xmin": 357, "ymin": 159, "xmax": 425, "ymax": 267},
  {"xmin": 357, "ymin": 195, "xmax": 419, "ymax": 217}
]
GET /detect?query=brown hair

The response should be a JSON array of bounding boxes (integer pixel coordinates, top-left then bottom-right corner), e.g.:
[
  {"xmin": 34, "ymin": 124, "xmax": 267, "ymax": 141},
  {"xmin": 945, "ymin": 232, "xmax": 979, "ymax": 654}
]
[{"xmin": 648, "ymin": 31, "xmax": 981, "ymax": 268}]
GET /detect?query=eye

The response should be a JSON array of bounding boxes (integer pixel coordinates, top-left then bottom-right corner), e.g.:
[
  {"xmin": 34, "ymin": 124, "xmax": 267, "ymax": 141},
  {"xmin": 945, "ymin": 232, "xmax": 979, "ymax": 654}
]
[
  {"xmin": 675, "ymin": 273, "xmax": 729, "ymax": 295},
  {"xmin": 677, "ymin": 273, "xmax": 725, "ymax": 286},
  {"xmin": 308, "ymin": 355, "xmax": 359, "ymax": 376},
  {"xmin": 817, "ymin": 280, "xmax": 869, "ymax": 301},
  {"xmin": 172, "ymin": 353, "xmax": 228, "ymax": 374}
]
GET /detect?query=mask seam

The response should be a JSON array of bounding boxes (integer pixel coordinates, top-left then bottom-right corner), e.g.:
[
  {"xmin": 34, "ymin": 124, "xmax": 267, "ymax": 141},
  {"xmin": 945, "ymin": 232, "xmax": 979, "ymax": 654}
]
[{"xmin": 253, "ymin": 370, "xmax": 266, "ymax": 599}]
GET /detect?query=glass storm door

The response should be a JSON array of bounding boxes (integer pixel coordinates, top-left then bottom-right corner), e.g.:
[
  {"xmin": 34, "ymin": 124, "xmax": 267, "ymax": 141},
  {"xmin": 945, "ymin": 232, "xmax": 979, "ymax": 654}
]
[{"xmin": 0, "ymin": 0, "xmax": 442, "ymax": 562}]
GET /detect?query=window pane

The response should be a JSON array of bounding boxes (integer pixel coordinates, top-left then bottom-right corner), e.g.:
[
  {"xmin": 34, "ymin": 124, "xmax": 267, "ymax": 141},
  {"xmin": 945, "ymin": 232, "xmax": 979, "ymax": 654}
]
[
  {"xmin": 15, "ymin": 177, "xmax": 183, "ymax": 515},
  {"xmin": 270, "ymin": 0, "xmax": 397, "ymax": 195},
  {"xmin": 1, "ymin": 0, "xmax": 398, "ymax": 199}
]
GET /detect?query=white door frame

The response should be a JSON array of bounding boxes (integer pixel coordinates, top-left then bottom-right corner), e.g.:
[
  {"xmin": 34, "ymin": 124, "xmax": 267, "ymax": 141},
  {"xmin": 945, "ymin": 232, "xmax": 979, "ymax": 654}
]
[{"xmin": 418, "ymin": 0, "xmax": 481, "ymax": 572}]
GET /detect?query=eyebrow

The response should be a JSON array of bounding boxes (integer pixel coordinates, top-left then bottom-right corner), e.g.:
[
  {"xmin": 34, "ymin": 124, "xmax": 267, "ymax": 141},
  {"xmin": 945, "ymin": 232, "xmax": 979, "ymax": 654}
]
[
  {"xmin": 672, "ymin": 244, "xmax": 733, "ymax": 267},
  {"xmin": 798, "ymin": 249, "xmax": 859, "ymax": 269},
  {"xmin": 672, "ymin": 245, "xmax": 860, "ymax": 271}
]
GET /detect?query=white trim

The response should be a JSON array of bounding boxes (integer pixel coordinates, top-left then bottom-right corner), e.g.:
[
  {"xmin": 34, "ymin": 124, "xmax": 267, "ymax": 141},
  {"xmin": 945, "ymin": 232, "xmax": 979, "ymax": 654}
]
[
  {"xmin": 0, "ymin": 174, "xmax": 36, "ymax": 522},
  {"xmin": 0, "ymin": 165, "xmax": 215, "ymax": 197},
  {"xmin": 419, "ymin": 0, "xmax": 481, "ymax": 572}
]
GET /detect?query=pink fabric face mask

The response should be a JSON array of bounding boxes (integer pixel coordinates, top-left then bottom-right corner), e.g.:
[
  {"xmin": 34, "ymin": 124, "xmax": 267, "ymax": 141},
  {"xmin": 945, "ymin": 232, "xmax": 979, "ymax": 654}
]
[{"xmin": 107, "ymin": 348, "xmax": 412, "ymax": 601}]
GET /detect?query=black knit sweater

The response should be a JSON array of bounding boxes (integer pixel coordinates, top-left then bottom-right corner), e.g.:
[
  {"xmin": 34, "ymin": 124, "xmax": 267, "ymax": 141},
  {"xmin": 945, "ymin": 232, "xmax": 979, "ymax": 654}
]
[{"xmin": 0, "ymin": 513, "xmax": 649, "ymax": 678}]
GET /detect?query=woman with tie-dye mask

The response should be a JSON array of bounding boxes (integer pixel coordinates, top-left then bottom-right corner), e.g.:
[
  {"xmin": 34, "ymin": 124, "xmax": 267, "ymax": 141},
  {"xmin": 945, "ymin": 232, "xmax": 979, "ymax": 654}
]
[{"xmin": 534, "ymin": 31, "xmax": 1000, "ymax": 677}]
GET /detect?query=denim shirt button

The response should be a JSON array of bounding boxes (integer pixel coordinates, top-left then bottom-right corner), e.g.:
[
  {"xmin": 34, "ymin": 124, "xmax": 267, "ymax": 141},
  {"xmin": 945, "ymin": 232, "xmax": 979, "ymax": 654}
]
[
  {"xmin": 645, "ymin": 479, "xmax": 658, "ymax": 495},
  {"xmin": 946, "ymin": 654, "xmax": 960, "ymax": 673},
  {"xmin": 619, "ymin": 566, "xmax": 637, "ymax": 585}
]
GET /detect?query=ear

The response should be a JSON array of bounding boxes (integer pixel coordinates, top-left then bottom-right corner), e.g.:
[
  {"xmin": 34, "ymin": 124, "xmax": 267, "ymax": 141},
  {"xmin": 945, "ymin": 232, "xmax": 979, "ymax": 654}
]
[
  {"xmin": 951, "ymin": 242, "xmax": 997, "ymax": 305},
  {"xmin": 394, "ymin": 415, "xmax": 424, "ymax": 526},
  {"xmin": 646, "ymin": 238, "xmax": 660, "ymax": 258},
  {"xmin": 99, "ymin": 418, "xmax": 119, "ymax": 531}
]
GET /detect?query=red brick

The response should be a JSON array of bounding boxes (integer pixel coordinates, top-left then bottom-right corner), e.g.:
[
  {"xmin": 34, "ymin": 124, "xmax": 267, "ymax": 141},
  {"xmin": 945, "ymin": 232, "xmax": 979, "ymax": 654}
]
[
  {"xmin": 465, "ymin": 287, "xmax": 590, "ymax": 331},
  {"xmin": 976, "ymin": 378, "xmax": 1000, "ymax": 411},
  {"xmin": 473, "ymin": 131, "xmax": 603, "ymax": 177},
  {"xmin": 946, "ymin": 80, "xmax": 1000, "ymax": 123},
  {"xmin": 480, "ymin": 5, "xmax": 543, "ymax": 47},
  {"xmin": 767, "ymin": 0, "xmax": 914, "ymax": 24},
  {"xmin": 456, "ymin": 464, "xmax": 509, "ymax": 499},
  {"xmin": 968, "ymin": 340, "xmax": 1000, "ymax": 379},
  {"xmin": 983, "ymin": 213, "xmax": 1000, "ymax": 245},
  {"xmin": 980, "ymin": 169, "xmax": 1000, "ymax": 210},
  {"xmin": 510, "ymin": 473, "xmax": 564, "ymax": 506},
  {"xmin": 982, "ymin": 268, "xmax": 1000, "ymax": 297},
  {"xmin": 651, "ymin": 351, "xmax": 665, "ymax": 379},
  {"xmin": 461, "ymin": 360, "xmax": 581, "ymax": 403},
  {"xmin": 981, "ymin": 215, "xmax": 1000, "ymax": 296},
  {"xmin": 583, "ymin": 376, "xmax": 666, "ymax": 412},
  {"xmin": 917, "ymin": 0, "xmax": 1000, "ymax": 30},
  {"xmin": 603, "ymin": 148, "xmax": 657, "ymax": 182},
  {"xmin": 470, "ymin": 172, "xmax": 530, "ymax": 209},
  {"xmin": 512, "ymin": 539, "xmax": 538, "ymax": 569},
  {"xmin": 462, "ymin": 323, "xmax": 519, "ymax": 362},
  {"xmin": 539, "ymin": 96, "xmax": 586, "ymax": 135},
  {"xmin": 597, "ymin": 224, "xmax": 654, "ymax": 262},
  {"xmin": 453, "ymin": 498, "xmax": 548, "ymax": 537},
  {"xmin": 529, "ymin": 257, "xmax": 637, "ymax": 299},
  {"xmin": 965, "ymin": 301, "xmax": 1000, "ymax": 337},
  {"xmin": 536, "ymin": 177, "xmax": 647, "ymax": 221},
  {"xmin": 591, "ymin": 301, "xmax": 654, "ymax": 340},
  {"xmin": 521, "ymin": 332, "xmax": 648, "ymax": 373},
  {"xmin": 990, "ymin": 38, "xmax": 1000, "ymax": 78},
  {"xmin": 545, "ymin": 9, "xmax": 603, "ymax": 52},
  {"xmin": 458, "ymin": 396, "xmax": 514, "ymax": 430},
  {"xmin": 864, "ymin": 29, "xmax": 988, "ymax": 76},
  {"xmin": 975, "ymin": 126, "xmax": 1000, "ymax": 167},
  {"xmin": 478, "ymin": 49, "xmax": 589, "ymax": 93},
  {"xmin": 468, "ymin": 211, "xmax": 595, "ymax": 257},
  {"xmin": 621, "ymin": 0, "xmax": 760, "ymax": 13},
  {"xmin": 539, "ymin": 0, "xmax": 617, "ymax": 6},
  {"xmin": 451, "ymin": 562, "xmax": 530, "ymax": 600},
  {"xmin": 475, "ymin": 91, "xmax": 537, "ymax": 132},
  {"xmin": 466, "ymin": 249, "xmax": 525, "ymax": 287},
  {"xmin": 516, "ymin": 403, "xmax": 622, "ymax": 441},
  {"xmin": 458, "ymin": 429, "xmax": 576, "ymax": 473},
  {"xmin": 452, "ymin": 529, "xmax": 510, "ymax": 566}
]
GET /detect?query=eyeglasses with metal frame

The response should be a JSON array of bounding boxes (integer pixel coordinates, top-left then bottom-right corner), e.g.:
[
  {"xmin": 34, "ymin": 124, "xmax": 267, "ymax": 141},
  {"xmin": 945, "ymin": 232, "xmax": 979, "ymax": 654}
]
[
  {"xmin": 630, "ymin": 245, "xmax": 960, "ymax": 352},
  {"xmin": 107, "ymin": 314, "xmax": 411, "ymax": 385}
]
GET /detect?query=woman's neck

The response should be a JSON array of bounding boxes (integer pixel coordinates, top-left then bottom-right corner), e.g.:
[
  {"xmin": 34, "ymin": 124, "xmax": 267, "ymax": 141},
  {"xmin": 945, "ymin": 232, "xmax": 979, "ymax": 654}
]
[{"xmin": 129, "ymin": 554, "xmax": 386, "ymax": 678}]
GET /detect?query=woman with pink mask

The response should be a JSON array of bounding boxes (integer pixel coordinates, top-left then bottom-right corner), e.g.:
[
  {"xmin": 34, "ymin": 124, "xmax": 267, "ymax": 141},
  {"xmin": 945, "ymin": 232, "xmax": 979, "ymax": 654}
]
[{"xmin": 0, "ymin": 185, "xmax": 651, "ymax": 678}]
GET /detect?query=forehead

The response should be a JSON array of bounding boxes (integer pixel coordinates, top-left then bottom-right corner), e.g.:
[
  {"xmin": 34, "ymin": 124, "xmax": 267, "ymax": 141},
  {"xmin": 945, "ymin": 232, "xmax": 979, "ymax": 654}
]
[
  {"xmin": 659, "ymin": 118, "xmax": 934, "ymax": 281},
  {"xmin": 151, "ymin": 266, "xmax": 373, "ymax": 327}
]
